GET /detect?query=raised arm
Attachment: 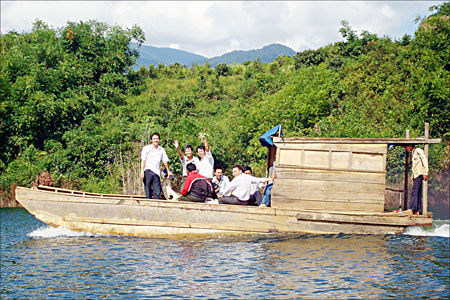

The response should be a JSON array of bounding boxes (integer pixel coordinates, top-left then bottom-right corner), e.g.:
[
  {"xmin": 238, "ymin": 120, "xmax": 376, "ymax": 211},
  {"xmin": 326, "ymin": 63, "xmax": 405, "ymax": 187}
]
[
  {"xmin": 204, "ymin": 137, "xmax": 210, "ymax": 153},
  {"xmin": 199, "ymin": 133, "xmax": 210, "ymax": 153},
  {"xmin": 173, "ymin": 140, "xmax": 184, "ymax": 160}
]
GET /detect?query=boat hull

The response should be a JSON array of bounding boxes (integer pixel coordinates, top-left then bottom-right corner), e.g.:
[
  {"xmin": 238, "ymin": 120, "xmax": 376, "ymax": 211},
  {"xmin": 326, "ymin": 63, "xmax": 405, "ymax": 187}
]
[{"xmin": 15, "ymin": 186, "xmax": 432, "ymax": 237}]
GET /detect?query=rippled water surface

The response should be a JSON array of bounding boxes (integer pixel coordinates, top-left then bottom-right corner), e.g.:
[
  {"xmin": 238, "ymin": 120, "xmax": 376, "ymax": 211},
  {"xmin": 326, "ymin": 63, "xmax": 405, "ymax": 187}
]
[{"xmin": 1, "ymin": 208, "xmax": 449, "ymax": 299}]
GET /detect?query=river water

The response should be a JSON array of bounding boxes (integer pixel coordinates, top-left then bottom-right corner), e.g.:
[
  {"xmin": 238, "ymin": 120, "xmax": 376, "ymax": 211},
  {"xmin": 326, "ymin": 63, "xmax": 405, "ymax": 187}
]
[{"xmin": 1, "ymin": 208, "xmax": 449, "ymax": 299}]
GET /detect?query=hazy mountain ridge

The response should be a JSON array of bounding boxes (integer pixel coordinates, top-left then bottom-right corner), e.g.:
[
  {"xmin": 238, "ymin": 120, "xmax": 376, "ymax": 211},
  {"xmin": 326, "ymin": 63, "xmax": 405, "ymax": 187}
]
[
  {"xmin": 196, "ymin": 44, "xmax": 296, "ymax": 67},
  {"xmin": 136, "ymin": 45, "xmax": 206, "ymax": 68},
  {"xmin": 136, "ymin": 43, "xmax": 296, "ymax": 68}
]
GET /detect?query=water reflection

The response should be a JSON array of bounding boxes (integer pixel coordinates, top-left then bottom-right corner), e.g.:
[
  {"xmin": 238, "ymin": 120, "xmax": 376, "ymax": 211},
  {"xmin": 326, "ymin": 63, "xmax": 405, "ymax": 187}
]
[{"xmin": 1, "ymin": 209, "xmax": 449, "ymax": 299}]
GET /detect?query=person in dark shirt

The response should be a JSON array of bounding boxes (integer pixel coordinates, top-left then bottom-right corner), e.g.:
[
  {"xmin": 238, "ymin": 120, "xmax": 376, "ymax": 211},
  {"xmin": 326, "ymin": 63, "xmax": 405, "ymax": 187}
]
[{"xmin": 179, "ymin": 163, "xmax": 214, "ymax": 202}]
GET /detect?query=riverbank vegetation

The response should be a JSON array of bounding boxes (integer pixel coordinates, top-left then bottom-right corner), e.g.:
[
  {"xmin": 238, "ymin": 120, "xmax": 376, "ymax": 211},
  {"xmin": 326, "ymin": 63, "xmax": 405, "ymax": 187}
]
[{"xmin": 1, "ymin": 3, "xmax": 449, "ymax": 208}]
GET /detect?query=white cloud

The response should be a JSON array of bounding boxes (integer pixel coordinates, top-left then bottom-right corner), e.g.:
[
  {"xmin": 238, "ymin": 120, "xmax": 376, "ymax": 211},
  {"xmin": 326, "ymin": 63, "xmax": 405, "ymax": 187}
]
[{"xmin": 1, "ymin": 1, "xmax": 444, "ymax": 57}]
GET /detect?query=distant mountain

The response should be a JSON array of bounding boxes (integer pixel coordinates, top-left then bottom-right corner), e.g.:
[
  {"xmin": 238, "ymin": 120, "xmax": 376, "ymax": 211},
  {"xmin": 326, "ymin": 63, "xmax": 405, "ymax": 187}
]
[
  {"xmin": 136, "ymin": 44, "xmax": 206, "ymax": 68},
  {"xmin": 135, "ymin": 43, "xmax": 296, "ymax": 69},
  {"xmin": 197, "ymin": 44, "xmax": 296, "ymax": 67}
]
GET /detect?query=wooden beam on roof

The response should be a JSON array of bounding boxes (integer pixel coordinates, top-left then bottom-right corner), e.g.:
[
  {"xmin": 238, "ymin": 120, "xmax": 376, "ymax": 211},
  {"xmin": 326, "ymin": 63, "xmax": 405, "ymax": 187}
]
[{"xmin": 273, "ymin": 137, "xmax": 441, "ymax": 145}]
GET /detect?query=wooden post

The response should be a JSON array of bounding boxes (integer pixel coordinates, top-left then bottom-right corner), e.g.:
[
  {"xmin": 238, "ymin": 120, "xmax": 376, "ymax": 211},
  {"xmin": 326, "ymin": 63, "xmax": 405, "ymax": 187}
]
[
  {"xmin": 403, "ymin": 130, "xmax": 410, "ymax": 210},
  {"xmin": 423, "ymin": 123, "xmax": 429, "ymax": 216}
]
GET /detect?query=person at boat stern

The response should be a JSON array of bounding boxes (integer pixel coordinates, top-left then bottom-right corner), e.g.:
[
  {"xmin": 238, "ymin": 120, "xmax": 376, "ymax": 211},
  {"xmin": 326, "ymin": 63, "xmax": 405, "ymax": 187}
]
[
  {"xmin": 404, "ymin": 144, "xmax": 429, "ymax": 215},
  {"xmin": 141, "ymin": 132, "xmax": 173, "ymax": 199},
  {"xmin": 179, "ymin": 163, "xmax": 214, "ymax": 202}
]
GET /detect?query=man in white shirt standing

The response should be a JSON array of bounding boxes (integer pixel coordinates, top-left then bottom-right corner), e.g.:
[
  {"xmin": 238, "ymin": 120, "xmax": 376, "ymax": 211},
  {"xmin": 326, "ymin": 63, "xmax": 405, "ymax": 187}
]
[
  {"xmin": 140, "ymin": 133, "xmax": 173, "ymax": 199},
  {"xmin": 173, "ymin": 140, "xmax": 199, "ymax": 188},
  {"xmin": 196, "ymin": 134, "xmax": 214, "ymax": 180}
]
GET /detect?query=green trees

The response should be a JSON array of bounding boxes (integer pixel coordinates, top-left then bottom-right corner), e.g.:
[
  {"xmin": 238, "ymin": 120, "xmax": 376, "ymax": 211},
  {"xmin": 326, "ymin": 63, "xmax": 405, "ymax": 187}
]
[
  {"xmin": 409, "ymin": 3, "xmax": 450, "ymax": 138},
  {"xmin": 1, "ymin": 3, "xmax": 448, "ymax": 205},
  {"xmin": 0, "ymin": 20, "xmax": 144, "ymax": 199}
]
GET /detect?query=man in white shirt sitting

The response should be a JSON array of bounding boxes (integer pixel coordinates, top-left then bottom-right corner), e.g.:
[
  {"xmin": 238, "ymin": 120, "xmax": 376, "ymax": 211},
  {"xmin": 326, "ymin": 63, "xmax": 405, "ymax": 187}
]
[
  {"xmin": 212, "ymin": 167, "xmax": 230, "ymax": 196},
  {"xmin": 219, "ymin": 165, "xmax": 272, "ymax": 205}
]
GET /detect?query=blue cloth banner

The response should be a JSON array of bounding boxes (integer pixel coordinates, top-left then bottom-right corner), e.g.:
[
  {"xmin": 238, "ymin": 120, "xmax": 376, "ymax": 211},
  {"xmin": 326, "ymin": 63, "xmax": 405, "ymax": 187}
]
[{"xmin": 259, "ymin": 125, "xmax": 283, "ymax": 147}]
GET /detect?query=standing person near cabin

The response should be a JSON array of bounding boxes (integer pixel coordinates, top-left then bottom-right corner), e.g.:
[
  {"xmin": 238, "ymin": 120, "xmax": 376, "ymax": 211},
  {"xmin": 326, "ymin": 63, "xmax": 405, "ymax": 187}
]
[
  {"xmin": 173, "ymin": 140, "xmax": 199, "ymax": 188},
  {"xmin": 140, "ymin": 133, "xmax": 173, "ymax": 199},
  {"xmin": 404, "ymin": 145, "xmax": 429, "ymax": 215},
  {"xmin": 197, "ymin": 133, "xmax": 214, "ymax": 180},
  {"xmin": 179, "ymin": 163, "xmax": 214, "ymax": 202}
]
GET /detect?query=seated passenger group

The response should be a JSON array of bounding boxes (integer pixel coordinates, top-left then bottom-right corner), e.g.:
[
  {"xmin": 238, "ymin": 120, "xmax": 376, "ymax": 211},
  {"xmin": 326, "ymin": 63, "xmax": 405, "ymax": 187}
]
[{"xmin": 141, "ymin": 132, "xmax": 274, "ymax": 207}]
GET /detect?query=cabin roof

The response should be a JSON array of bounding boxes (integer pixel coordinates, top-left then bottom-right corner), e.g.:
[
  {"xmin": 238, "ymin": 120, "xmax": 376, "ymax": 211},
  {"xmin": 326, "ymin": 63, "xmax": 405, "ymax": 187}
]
[{"xmin": 273, "ymin": 137, "xmax": 441, "ymax": 145}]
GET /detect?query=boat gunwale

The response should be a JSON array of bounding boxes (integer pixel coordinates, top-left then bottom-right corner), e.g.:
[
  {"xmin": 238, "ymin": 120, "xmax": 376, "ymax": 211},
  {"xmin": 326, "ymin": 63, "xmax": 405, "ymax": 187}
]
[{"xmin": 16, "ymin": 186, "xmax": 432, "ymax": 220}]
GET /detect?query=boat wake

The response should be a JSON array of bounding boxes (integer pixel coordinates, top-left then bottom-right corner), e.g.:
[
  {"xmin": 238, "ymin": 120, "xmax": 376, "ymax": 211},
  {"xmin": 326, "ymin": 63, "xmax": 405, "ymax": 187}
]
[
  {"xmin": 28, "ymin": 222, "xmax": 450, "ymax": 239},
  {"xmin": 403, "ymin": 221, "xmax": 450, "ymax": 238},
  {"xmin": 28, "ymin": 226, "xmax": 100, "ymax": 238}
]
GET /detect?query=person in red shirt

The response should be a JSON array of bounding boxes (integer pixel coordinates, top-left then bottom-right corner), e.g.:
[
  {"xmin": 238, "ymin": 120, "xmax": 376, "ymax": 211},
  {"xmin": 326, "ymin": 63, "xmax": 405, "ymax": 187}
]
[{"xmin": 179, "ymin": 163, "xmax": 214, "ymax": 202}]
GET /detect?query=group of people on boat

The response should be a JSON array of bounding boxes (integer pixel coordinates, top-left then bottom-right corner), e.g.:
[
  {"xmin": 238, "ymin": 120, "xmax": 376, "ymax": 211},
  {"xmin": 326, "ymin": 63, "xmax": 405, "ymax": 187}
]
[{"xmin": 140, "ymin": 132, "xmax": 275, "ymax": 207}]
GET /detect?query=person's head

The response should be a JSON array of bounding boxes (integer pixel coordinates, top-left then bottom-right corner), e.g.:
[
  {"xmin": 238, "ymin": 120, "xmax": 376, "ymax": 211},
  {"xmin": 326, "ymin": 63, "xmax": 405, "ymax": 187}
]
[
  {"xmin": 197, "ymin": 145, "xmax": 206, "ymax": 158},
  {"xmin": 186, "ymin": 163, "xmax": 197, "ymax": 174},
  {"xmin": 151, "ymin": 133, "xmax": 160, "ymax": 147},
  {"xmin": 404, "ymin": 145, "xmax": 415, "ymax": 152},
  {"xmin": 232, "ymin": 165, "xmax": 244, "ymax": 178},
  {"xmin": 214, "ymin": 167, "xmax": 224, "ymax": 180},
  {"xmin": 184, "ymin": 144, "xmax": 194, "ymax": 158},
  {"xmin": 243, "ymin": 166, "xmax": 252, "ymax": 175}
]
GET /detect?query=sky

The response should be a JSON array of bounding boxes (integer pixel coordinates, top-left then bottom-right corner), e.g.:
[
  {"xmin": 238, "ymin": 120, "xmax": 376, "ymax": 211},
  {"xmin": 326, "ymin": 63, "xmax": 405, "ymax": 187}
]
[{"xmin": 1, "ymin": 1, "xmax": 444, "ymax": 58}]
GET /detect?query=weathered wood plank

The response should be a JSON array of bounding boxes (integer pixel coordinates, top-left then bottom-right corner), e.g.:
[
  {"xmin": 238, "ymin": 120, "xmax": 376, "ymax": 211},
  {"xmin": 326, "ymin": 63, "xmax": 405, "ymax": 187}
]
[
  {"xmin": 296, "ymin": 211, "xmax": 432, "ymax": 226},
  {"xmin": 275, "ymin": 164, "xmax": 385, "ymax": 174},
  {"xmin": 272, "ymin": 187, "xmax": 385, "ymax": 202},
  {"xmin": 275, "ymin": 167, "xmax": 386, "ymax": 184},
  {"xmin": 279, "ymin": 149, "xmax": 303, "ymax": 166},
  {"xmin": 271, "ymin": 197, "xmax": 384, "ymax": 212},
  {"xmin": 352, "ymin": 153, "xmax": 385, "ymax": 171},
  {"xmin": 274, "ymin": 178, "xmax": 385, "ymax": 194},
  {"xmin": 304, "ymin": 150, "xmax": 329, "ymax": 168},
  {"xmin": 332, "ymin": 151, "xmax": 350, "ymax": 169}
]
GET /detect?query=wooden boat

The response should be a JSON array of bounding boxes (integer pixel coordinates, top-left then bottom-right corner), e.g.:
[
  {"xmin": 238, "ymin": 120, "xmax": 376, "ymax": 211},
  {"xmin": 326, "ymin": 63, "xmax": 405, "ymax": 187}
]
[{"xmin": 15, "ymin": 125, "xmax": 441, "ymax": 237}]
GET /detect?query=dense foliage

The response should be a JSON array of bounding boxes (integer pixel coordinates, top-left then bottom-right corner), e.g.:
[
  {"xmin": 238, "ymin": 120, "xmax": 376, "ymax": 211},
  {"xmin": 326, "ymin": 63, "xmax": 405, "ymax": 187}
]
[{"xmin": 1, "ymin": 4, "xmax": 449, "ymax": 207}]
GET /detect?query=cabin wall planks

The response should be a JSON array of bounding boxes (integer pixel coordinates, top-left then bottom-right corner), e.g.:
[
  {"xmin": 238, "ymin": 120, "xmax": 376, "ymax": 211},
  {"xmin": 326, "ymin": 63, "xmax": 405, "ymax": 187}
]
[{"xmin": 272, "ymin": 141, "xmax": 387, "ymax": 212}]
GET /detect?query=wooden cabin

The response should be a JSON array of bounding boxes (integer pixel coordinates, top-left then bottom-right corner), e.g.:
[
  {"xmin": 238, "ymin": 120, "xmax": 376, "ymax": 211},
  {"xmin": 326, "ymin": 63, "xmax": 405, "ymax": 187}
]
[{"xmin": 269, "ymin": 131, "xmax": 441, "ymax": 214}]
